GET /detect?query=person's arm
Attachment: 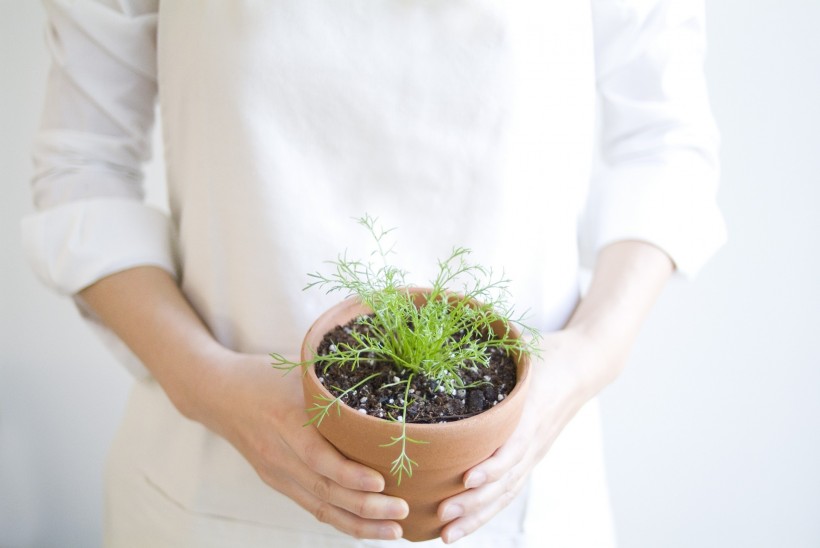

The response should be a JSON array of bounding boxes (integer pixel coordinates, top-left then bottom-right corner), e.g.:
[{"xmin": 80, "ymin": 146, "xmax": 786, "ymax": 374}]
[
  {"xmin": 79, "ymin": 266, "xmax": 409, "ymax": 540},
  {"xmin": 26, "ymin": 1, "xmax": 407, "ymax": 539},
  {"xmin": 436, "ymin": 0, "xmax": 726, "ymax": 542},
  {"xmin": 436, "ymin": 241, "xmax": 673, "ymax": 543}
]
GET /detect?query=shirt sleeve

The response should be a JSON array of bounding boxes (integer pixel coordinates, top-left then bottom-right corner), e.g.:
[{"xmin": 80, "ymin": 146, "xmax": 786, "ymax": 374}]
[
  {"xmin": 580, "ymin": 0, "xmax": 727, "ymax": 277},
  {"xmin": 21, "ymin": 0, "xmax": 174, "ymax": 296}
]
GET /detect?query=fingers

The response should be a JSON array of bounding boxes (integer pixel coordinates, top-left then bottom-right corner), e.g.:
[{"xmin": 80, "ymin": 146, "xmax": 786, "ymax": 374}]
[
  {"xmin": 292, "ymin": 427, "xmax": 409, "ymax": 518},
  {"xmin": 437, "ymin": 430, "xmax": 534, "ymax": 544},
  {"xmin": 285, "ymin": 477, "xmax": 405, "ymax": 540},
  {"xmin": 462, "ymin": 424, "xmax": 533, "ymax": 489},
  {"xmin": 300, "ymin": 434, "xmax": 385, "ymax": 492},
  {"xmin": 438, "ymin": 471, "xmax": 528, "ymax": 544},
  {"xmin": 258, "ymin": 449, "xmax": 408, "ymax": 539},
  {"xmin": 280, "ymin": 426, "xmax": 410, "ymax": 522},
  {"xmin": 301, "ymin": 468, "xmax": 409, "ymax": 521},
  {"xmin": 275, "ymin": 386, "xmax": 388, "ymax": 494},
  {"xmin": 463, "ymin": 446, "xmax": 517, "ymax": 490},
  {"xmin": 460, "ymin": 405, "xmax": 557, "ymax": 489}
]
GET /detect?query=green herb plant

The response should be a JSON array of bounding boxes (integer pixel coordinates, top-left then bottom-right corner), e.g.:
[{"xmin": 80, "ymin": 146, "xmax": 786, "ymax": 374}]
[{"xmin": 271, "ymin": 215, "xmax": 540, "ymax": 483}]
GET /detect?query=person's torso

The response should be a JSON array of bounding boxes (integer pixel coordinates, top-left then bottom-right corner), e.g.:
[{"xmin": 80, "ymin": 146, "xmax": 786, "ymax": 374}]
[{"xmin": 155, "ymin": 0, "xmax": 596, "ymax": 355}]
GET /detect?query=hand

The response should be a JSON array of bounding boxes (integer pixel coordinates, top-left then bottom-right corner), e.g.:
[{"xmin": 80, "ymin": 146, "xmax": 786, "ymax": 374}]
[
  {"xmin": 77, "ymin": 267, "xmax": 409, "ymax": 539},
  {"xmin": 197, "ymin": 351, "xmax": 410, "ymax": 540},
  {"xmin": 436, "ymin": 329, "xmax": 605, "ymax": 544},
  {"xmin": 435, "ymin": 241, "xmax": 674, "ymax": 543}
]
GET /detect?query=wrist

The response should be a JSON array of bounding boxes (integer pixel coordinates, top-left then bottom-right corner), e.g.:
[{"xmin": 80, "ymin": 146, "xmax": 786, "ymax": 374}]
[
  {"xmin": 164, "ymin": 341, "xmax": 237, "ymax": 424},
  {"xmin": 557, "ymin": 241, "xmax": 673, "ymax": 393},
  {"xmin": 558, "ymin": 324, "xmax": 627, "ymax": 397}
]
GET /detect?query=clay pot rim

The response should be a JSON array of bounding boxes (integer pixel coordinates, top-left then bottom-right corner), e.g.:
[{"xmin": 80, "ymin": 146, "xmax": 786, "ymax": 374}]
[
  {"xmin": 302, "ymin": 363, "xmax": 530, "ymax": 433},
  {"xmin": 300, "ymin": 287, "xmax": 531, "ymax": 433}
]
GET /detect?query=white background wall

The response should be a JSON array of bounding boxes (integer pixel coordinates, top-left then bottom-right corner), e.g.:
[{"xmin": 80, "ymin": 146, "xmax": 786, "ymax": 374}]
[{"xmin": 1, "ymin": 1, "xmax": 818, "ymax": 547}]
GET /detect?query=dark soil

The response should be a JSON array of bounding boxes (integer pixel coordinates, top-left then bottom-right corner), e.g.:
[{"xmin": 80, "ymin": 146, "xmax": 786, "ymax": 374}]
[{"xmin": 314, "ymin": 315, "xmax": 517, "ymax": 424}]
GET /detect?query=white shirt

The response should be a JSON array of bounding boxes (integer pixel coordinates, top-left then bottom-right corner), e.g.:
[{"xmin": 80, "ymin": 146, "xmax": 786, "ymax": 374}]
[{"xmin": 22, "ymin": 1, "xmax": 725, "ymax": 546}]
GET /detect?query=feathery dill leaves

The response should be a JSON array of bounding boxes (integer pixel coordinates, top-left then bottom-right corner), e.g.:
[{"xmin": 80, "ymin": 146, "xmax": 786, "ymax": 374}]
[{"xmin": 271, "ymin": 214, "xmax": 540, "ymax": 482}]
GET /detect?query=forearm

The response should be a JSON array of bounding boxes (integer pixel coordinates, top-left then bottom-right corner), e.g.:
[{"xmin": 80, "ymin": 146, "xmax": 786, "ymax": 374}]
[
  {"xmin": 78, "ymin": 265, "xmax": 228, "ymax": 420},
  {"xmin": 566, "ymin": 239, "xmax": 674, "ymax": 392},
  {"xmin": 436, "ymin": 240, "xmax": 674, "ymax": 541}
]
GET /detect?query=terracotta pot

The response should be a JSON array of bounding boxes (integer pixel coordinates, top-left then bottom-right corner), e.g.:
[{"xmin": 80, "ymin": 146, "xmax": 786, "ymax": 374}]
[{"xmin": 300, "ymin": 288, "xmax": 531, "ymax": 542}]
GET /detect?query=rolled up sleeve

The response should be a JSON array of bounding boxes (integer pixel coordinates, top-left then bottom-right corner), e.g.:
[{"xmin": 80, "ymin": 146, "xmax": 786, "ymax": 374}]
[
  {"xmin": 23, "ymin": 1, "xmax": 167, "ymax": 379},
  {"xmin": 581, "ymin": 0, "xmax": 727, "ymax": 277},
  {"xmin": 22, "ymin": 198, "xmax": 175, "ymax": 295},
  {"xmin": 22, "ymin": 0, "xmax": 174, "ymax": 295}
]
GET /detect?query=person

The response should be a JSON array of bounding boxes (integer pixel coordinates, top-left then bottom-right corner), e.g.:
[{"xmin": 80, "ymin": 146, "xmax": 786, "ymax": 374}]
[{"xmin": 23, "ymin": 1, "xmax": 725, "ymax": 546}]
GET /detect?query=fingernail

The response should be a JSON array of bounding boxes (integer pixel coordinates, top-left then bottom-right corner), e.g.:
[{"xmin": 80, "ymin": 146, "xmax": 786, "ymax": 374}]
[
  {"xmin": 445, "ymin": 527, "xmax": 464, "ymax": 543},
  {"xmin": 379, "ymin": 525, "xmax": 400, "ymax": 540},
  {"xmin": 360, "ymin": 475, "xmax": 383, "ymax": 492},
  {"xmin": 464, "ymin": 471, "xmax": 486, "ymax": 488},
  {"xmin": 440, "ymin": 503, "xmax": 463, "ymax": 522},
  {"xmin": 390, "ymin": 500, "xmax": 410, "ymax": 519}
]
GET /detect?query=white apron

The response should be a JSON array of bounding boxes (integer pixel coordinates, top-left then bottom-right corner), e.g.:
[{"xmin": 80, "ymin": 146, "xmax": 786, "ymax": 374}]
[
  {"xmin": 25, "ymin": 1, "xmax": 725, "ymax": 542},
  {"xmin": 104, "ymin": 379, "xmax": 615, "ymax": 547},
  {"xmin": 102, "ymin": 2, "xmax": 614, "ymax": 545}
]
